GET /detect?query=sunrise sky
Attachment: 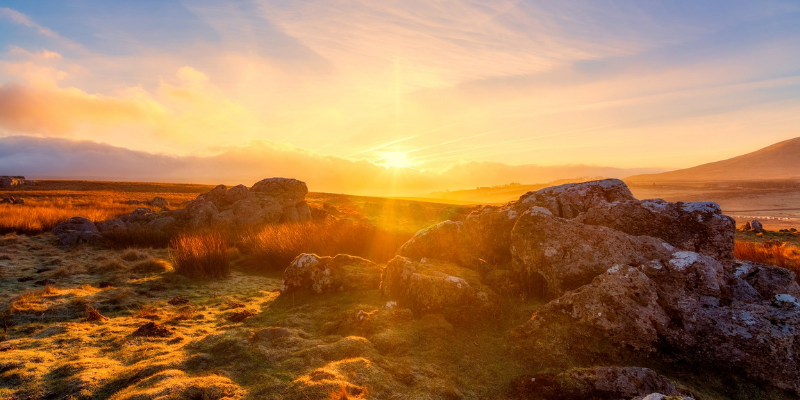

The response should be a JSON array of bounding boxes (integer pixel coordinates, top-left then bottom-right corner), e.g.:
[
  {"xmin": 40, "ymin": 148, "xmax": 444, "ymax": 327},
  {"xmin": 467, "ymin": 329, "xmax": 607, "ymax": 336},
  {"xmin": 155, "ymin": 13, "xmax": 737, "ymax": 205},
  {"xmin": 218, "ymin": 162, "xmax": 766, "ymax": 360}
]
[{"xmin": 1, "ymin": 1, "xmax": 800, "ymax": 194}]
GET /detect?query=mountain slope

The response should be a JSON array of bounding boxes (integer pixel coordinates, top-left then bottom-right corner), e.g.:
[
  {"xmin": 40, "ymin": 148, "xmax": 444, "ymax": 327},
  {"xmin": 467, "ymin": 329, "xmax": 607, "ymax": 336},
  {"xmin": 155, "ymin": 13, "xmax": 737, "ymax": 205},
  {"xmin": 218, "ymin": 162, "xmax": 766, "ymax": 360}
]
[{"xmin": 626, "ymin": 137, "xmax": 800, "ymax": 183}]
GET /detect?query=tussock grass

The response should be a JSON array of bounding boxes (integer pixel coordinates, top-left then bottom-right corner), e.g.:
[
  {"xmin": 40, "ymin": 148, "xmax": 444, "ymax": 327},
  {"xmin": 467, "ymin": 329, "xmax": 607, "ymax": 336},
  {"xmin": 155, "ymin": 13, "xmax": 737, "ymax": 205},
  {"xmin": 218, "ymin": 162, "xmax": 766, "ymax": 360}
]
[
  {"xmin": 169, "ymin": 233, "xmax": 230, "ymax": 278},
  {"xmin": 129, "ymin": 258, "xmax": 172, "ymax": 274},
  {"xmin": 239, "ymin": 219, "xmax": 412, "ymax": 271},
  {"xmin": 735, "ymin": 240, "xmax": 800, "ymax": 282}
]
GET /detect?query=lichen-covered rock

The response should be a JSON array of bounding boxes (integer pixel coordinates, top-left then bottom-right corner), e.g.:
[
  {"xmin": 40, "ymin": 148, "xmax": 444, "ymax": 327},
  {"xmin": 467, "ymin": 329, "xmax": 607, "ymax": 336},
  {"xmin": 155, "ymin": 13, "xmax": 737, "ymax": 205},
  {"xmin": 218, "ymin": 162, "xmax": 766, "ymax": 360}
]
[
  {"xmin": 201, "ymin": 184, "xmax": 228, "ymax": 205},
  {"xmin": 185, "ymin": 199, "xmax": 219, "ymax": 227},
  {"xmin": 510, "ymin": 208, "xmax": 673, "ymax": 296},
  {"xmin": 52, "ymin": 217, "xmax": 102, "ymax": 245},
  {"xmin": 232, "ymin": 197, "xmax": 283, "ymax": 226},
  {"xmin": 125, "ymin": 207, "xmax": 158, "ymax": 224},
  {"xmin": 281, "ymin": 254, "xmax": 383, "ymax": 294},
  {"xmin": 509, "ymin": 366, "xmax": 684, "ymax": 400},
  {"xmin": 751, "ymin": 219, "xmax": 764, "ymax": 233},
  {"xmin": 381, "ymin": 256, "xmax": 496, "ymax": 319},
  {"xmin": 578, "ymin": 199, "xmax": 735, "ymax": 264},
  {"xmin": 396, "ymin": 221, "xmax": 483, "ymax": 270},
  {"xmin": 464, "ymin": 204, "xmax": 520, "ymax": 265},
  {"xmin": 516, "ymin": 253, "xmax": 800, "ymax": 394},
  {"xmin": 250, "ymin": 177, "xmax": 308, "ymax": 207},
  {"xmin": 519, "ymin": 178, "xmax": 636, "ymax": 218}
]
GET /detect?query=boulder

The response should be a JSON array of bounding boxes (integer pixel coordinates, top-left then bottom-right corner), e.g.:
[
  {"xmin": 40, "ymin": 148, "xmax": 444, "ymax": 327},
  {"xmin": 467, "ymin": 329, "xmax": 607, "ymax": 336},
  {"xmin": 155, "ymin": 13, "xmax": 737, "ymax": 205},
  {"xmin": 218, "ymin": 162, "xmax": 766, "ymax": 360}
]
[
  {"xmin": 751, "ymin": 220, "xmax": 764, "ymax": 233},
  {"xmin": 516, "ymin": 253, "xmax": 800, "ymax": 394},
  {"xmin": 518, "ymin": 178, "xmax": 636, "ymax": 218},
  {"xmin": 146, "ymin": 216, "xmax": 176, "ymax": 230},
  {"xmin": 202, "ymin": 184, "xmax": 228, "ymax": 206},
  {"xmin": 224, "ymin": 184, "xmax": 252, "ymax": 204},
  {"xmin": 509, "ymin": 366, "xmax": 684, "ymax": 400},
  {"xmin": 184, "ymin": 199, "xmax": 219, "ymax": 227},
  {"xmin": 510, "ymin": 208, "xmax": 673, "ymax": 296},
  {"xmin": 396, "ymin": 221, "xmax": 483, "ymax": 270},
  {"xmin": 381, "ymin": 256, "xmax": 496, "ymax": 319},
  {"xmin": 578, "ymin": 199, "xmax": 735, "ymax": 264},
  {"xmin": 149, "ymin": 196, "xmax": 169, "ymax": 208},
  {"xmin": 125, "ymin": 207, "xmax": 158, "ymax": 224},
  {"xmin": 463, "ymin": 205, "xmax": 520, "ymax": 265},
  {"xmin": 0, "ymin": 176, "xmax": 25, "ymax": 188},
  {"xmin": 52, "ymin": 217, "xmax": 102, "ymax": 245},
  {"xmin": 281, "ymin": 253, "xmax": 383, "ymax": 294},
  {"xmin": 250, "ymin": 177, "xmax": 308, "ymax": 208},
  {"xmin": 95, "ymin": 218, "xmax": 127, "ymax": 233},
  {"xmin": 232, "ymin": 197, "xmax": 283, "ymax": 226}
]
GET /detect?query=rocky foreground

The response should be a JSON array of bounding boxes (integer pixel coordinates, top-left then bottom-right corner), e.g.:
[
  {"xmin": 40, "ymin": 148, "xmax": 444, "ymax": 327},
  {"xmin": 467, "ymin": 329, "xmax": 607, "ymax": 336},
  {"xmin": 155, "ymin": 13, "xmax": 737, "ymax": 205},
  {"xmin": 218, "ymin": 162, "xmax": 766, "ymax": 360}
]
[
  {"xmin": 282, "ymin": 179, "xmax": 800, "ymax": 398},
  {"xmin": 5, "ymin": 178, "xmax": 800, "ymax": 399}
]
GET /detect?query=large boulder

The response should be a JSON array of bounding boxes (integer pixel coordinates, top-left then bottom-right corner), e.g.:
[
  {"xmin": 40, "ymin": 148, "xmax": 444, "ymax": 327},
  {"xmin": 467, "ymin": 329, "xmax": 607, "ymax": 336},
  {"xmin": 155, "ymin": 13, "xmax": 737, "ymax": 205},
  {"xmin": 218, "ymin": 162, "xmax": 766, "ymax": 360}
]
[
  {"xmin": 396, "ymin": 221, "xmax": 483, "ymax": 270},
  {"xmin": 516, "ymin": 253, "xmax": 800, "ymax": 394},
  {"xmin": 95, "ymin": 218, "xmax": 127, "ymax": 233},
  {"xmin": 281, "ymin": 254, "xmax": 383, "ymax": 294},
  {"xmin": 518, "ymin": 179, "xmax": 636, "ymax": 218},
  {"xmin": 509, "ymin": 366, "xmax": 686, "ymax": 400},
  {"xmin": 231, "ymin": 197, "xmax": 283, "ymax": 226},
  {"xmin": 577, "ymin": 199, "xmax": 735, "ymax": 264},
  {"xmin": 224, "ymin": 184, "xmax": 252, "ymax": 204},
  {"xmin": 52, "ymin": 217, "xmax": 102, "ymax": 245},
  {"xmin": 510, "ymin": 207, "xmax": 673, "ymax": 296},
  {"xmin": 250, "ymin": 178, "xmax": 308, "ymax": 208},
  {"xmin": 381, "ymin": 256, "xmax": 496, "ymax": 319},
  {"xmin": 463, "ymin": 205, "xmax": 520, "ymax": 266}
]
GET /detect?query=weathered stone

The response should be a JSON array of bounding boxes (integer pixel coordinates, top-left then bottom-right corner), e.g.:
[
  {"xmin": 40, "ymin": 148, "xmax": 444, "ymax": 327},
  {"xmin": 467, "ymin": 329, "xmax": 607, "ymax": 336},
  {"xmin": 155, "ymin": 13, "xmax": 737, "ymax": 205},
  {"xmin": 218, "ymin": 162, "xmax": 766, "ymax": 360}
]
[
  {"xmin": 224, "ymin": 184, "xmax": 252, "ymax": 204},
  {"xmin": 463, "ymin": 205, "xmax": 520, "ymax": 265},
  {"xmin": 202, "ymin": 184, "xmax": 228, "ymax": 205},
  {"xmin": 381, "ymin": 256, "xmax": 496, "ymax": 319},
  {"xmin": 95, "ymin": 218, "xmax": 127, "ymax": 233},
  {"xmin": 52, "ymin": 217, "xmax": 102, "ymax": 245},
  {"xmin": 751, "ymin": 219, "xmax": 764, "ymax": 233},
  {"xmin": 396, "ymin": 221, "xmax": 483, "ymax": 270},
  {"xmin": 517, "ymin": 253, "xmax": 800, "ymax": 394},
  {"xmin": 519, "ymin": 178, "xmax": 636, "ymax": 218},
  {"xmin": 232, "ymin": 197, "xmax": 282, "ymax": 226},
  {"xmin": 578, "ymin": 199, "xmax": 735, "ymax": 264},
  {"xmin": 250, "ymin": 177, "xmax": 308, "ymax": 207},
  {"xmin": 126, "ymin": 207, "xmax": 157, "ymax": 224},
  {"xmin": 281, "ymin": 253, "xmax": 383, "ymax": 294},
  {"xmin": 146, "ymin": 216, "xmax": 175, "ymax": 230},
  {"xmin": 510, "ymin": 208, "xmax": 673, "ymax": 296},
  {"xmin": 149, "ymin": 196, "xmax": 169, "ymax": 208}
]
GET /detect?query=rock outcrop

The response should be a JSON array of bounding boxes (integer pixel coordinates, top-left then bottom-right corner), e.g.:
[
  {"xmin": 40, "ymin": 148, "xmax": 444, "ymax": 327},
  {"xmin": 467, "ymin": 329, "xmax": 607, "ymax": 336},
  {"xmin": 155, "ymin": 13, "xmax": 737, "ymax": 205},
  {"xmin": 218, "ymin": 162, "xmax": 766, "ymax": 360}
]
[
  {"xmin": 52, "ymin": 217, "xmax": 102, "ymax": 245},
  {"xmin": 389, "ymin": 178, "xmax": 799, "ymax": 394},
  {"xmin": 281, "ymin": 254, "xmax": 382, "ymax": 294},
  {"xmin": 0, "ymin": 176, "xmax": 29, "ymax": 188},
  {"xmin": 90, "ymin": 177, "xmax": 313, "ymax": 238}
]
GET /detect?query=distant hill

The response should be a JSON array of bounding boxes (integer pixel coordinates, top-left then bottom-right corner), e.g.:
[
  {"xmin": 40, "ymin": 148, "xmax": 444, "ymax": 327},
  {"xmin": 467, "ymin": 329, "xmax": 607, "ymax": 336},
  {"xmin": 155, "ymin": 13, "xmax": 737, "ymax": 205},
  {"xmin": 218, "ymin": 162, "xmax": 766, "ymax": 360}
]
[{"xmin": 626, "ymin": 137, "xmax": 800, "ymax": 184}]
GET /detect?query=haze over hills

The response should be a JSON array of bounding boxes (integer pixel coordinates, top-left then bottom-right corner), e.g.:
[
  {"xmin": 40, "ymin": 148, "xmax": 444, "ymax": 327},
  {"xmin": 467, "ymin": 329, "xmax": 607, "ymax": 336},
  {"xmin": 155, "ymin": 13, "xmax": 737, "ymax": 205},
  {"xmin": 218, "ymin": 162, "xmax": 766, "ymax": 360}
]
[
  {"xmin": 0, "ymin": 135, "xmax": 662, "ymax": 197},
  {"xmin": 626, "ymin": 136, "xmax": 800, "ymax": 184}
]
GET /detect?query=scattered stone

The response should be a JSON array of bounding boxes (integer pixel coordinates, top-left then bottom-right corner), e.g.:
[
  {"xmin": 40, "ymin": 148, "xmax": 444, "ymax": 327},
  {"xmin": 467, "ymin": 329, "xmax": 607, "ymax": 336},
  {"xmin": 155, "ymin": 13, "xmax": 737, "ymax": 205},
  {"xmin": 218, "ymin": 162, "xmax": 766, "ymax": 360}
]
[
  {"xmin": 227, "ymin": 310, "xmax": 256, "ymax": 323},
  {"xmin": 751, "ymin": 219, "xmax": 764, "ymax": 233},
  {"xmin": 132, "ymin": 322, "xmax": 172, "ymax": 337}
]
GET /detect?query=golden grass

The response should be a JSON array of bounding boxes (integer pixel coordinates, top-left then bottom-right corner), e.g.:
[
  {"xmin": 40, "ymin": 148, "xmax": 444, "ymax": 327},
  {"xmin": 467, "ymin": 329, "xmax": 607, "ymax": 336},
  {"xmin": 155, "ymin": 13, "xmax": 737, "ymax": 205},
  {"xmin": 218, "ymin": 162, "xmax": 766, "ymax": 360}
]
[
  {"xmin": 238, "ymin": 219, "xmax": 412, "ymax": 271},
  {"xmin": 169, "ymin": 233, "xmax": 230, "ymax": 278},
  {"xmin": 735, "ymin": 240, "xmax": 800, "ymax": 282}
]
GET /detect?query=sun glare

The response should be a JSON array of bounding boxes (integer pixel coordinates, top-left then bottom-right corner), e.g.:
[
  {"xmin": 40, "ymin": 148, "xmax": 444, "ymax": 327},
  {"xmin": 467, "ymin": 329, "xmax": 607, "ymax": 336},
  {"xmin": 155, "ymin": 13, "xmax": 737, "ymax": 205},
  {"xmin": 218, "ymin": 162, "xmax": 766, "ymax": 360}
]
[{"xmin": 379, "ymin": 151, "xmax": 414, "ymax": 169}]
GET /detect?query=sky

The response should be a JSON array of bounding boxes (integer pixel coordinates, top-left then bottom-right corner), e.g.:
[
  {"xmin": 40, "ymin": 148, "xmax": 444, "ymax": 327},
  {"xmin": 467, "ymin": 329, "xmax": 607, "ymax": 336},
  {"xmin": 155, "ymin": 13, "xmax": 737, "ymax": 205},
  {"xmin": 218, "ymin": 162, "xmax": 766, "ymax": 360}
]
[{"xmin": 0, "ymin": 1, "xmax": 799, "ymax": 194}]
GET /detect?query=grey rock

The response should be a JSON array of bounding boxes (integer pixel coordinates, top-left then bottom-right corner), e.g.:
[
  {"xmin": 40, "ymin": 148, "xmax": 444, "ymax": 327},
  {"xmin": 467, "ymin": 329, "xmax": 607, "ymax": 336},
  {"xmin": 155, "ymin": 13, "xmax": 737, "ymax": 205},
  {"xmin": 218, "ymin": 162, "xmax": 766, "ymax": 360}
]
[
  {"xmin": 52, "ymin": 217, "xmax": 102, "ymax": 245},
  {"xmin": 146, "ymin": 216, "xmax": 175, "ymax": 230},
  {"xmin": 95, "ymin": 218, "xmax": 126, "ymax": 233},
  {"xmin": 250, "ymin": 177, "xmax": 308, "ymax": 207}
]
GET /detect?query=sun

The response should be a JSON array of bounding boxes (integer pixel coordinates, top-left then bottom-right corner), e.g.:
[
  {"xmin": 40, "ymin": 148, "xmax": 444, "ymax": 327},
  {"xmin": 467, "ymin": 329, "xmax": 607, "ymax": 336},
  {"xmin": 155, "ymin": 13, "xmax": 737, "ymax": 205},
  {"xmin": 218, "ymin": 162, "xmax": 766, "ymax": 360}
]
[{"xmin": 378, "ymin": 151, "xmax": 414, "ymax": 169}]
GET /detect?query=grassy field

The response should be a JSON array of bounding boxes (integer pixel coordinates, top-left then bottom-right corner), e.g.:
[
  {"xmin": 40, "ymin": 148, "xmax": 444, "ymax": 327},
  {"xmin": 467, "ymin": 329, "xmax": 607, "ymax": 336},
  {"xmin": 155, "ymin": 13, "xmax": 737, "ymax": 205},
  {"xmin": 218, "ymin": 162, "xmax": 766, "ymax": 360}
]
[{"xmin": 1, "ymin": 180, "xmax": 797, "ymax": 399}]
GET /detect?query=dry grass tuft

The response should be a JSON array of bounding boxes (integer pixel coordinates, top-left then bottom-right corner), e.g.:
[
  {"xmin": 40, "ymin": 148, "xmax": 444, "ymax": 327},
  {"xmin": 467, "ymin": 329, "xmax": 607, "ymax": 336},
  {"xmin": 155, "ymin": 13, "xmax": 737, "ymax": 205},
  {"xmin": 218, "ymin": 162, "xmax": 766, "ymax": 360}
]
[
  {"xmin": 121, "ymin": 249, "xmax": 149, "ymax": 261},
  {"xmin": 85, "ymin": 304, "xmax": 109, "ymax": 321},
  {"xmin": 239, "ymin": 219, "xmax": 411, "ymax": 271},
  {"xmin": 130, "ymin": 258, "xmax": 172, "ymax": 274},
  {"xmin": 735, "ymin": 240, "xmax": 800, "ymax": 282},
  {"xmin": 52, "ymin": 263, "xmax": 88, "ymax": 278},
  {"xmin": 170, "ymin": 233, "xmax": 230, "ymax": 278},
  {"xmin": 87, "ymin": 258, "xmax": 128, "ymax": 274}
]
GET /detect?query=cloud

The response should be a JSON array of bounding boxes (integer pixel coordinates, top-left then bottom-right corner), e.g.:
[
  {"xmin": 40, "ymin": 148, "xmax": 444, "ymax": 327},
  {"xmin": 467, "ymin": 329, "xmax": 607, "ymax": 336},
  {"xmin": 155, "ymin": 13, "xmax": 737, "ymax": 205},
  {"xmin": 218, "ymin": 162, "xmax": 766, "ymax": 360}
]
[{"xmin": 0, "ymin": 135, "xmax": 660, "ymax": 196}]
